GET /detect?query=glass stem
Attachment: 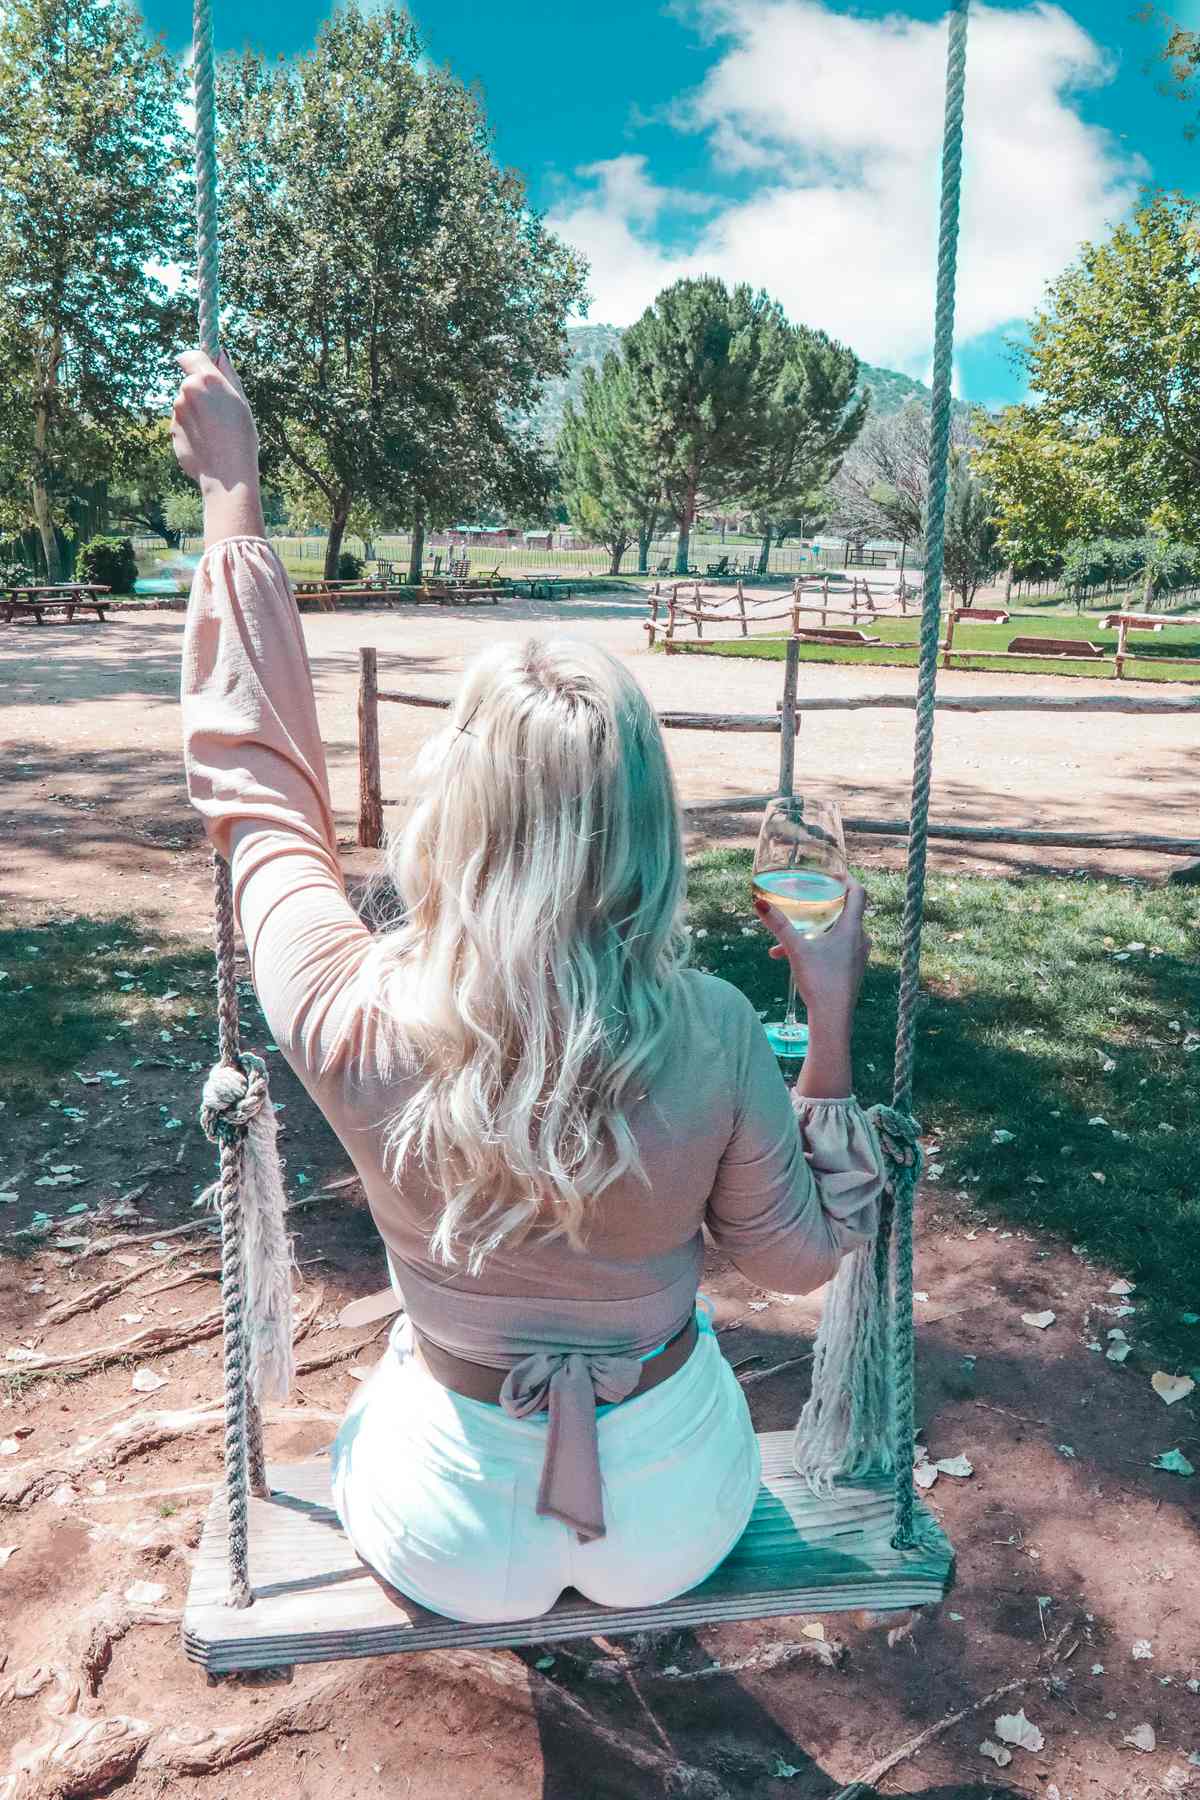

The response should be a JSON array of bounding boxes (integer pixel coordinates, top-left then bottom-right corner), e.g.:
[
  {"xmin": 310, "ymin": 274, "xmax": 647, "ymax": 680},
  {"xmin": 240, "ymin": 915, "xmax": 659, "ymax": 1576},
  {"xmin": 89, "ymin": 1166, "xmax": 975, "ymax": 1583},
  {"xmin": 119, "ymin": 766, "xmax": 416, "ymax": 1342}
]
[{"xmin": 784, "ymin": 968, "xmax": 804, "ymax": 1037}]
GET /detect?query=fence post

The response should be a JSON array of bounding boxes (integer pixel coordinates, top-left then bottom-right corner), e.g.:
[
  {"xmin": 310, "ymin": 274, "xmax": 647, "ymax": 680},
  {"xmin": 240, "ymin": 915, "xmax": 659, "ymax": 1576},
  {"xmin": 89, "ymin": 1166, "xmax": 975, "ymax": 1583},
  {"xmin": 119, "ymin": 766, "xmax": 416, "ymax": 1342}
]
[
  {"xmin": 737, "ymin": 580, "xmax": 747, "ymax": 637},
  {"xmin": 358, "ymin": 647, "xmax": 383, "ymax": 849},
  {"xmin": 941, "ymin": 605, "xmax": 955, "ymax": 670},
  {"xmin": 1115, "ymin": 616, "xmax": 1128, "ymax": 681},
  {"xmin": 778, "ymin": 637, "xmax": 800, "ymax": 797},
  {"xmin": 790, "ymin": 582, "xmax": 801, "ymax": 637},
  {"xmin": 821, "ymin": 576, "xmax": 829, "ymax": 627},
  {"xmin": 666, "ymin": 588, "xmax": 678, "ymax": 653}
]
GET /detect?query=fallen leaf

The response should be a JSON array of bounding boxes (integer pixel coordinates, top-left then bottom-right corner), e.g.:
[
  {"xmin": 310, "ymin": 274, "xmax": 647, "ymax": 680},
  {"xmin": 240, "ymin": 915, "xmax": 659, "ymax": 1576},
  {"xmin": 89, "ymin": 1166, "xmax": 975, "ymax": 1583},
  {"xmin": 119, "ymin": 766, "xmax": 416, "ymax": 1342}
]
[
  {"xmin": 124, "ymin": 1580, "xmax": 166, "ymax": 1608},
  {"xmin": 992, "ymin": 1128, "xmax": 1014, "ymax": 1144},
  {"xmin": 980, "ymin": 1740, "xmax": 1012, "ymax": 1768},
  {"xmin": 1131, "ymin": 1639, "xmax": 1153, "ymax": 1660},
  {"xmin": 1022, "ymin": 1310, "xmax": 1056, "ymax": 1330},
  {"xmin": 1109, "ymin": 1279, "xmax": 1136, "ymax": 1296},
  {"xmin": 117, "ymin": 1313, "xmax": 144, "ymax": 1326},
  {"xmin": 1151, "ymin": 1372, "xmax": 1196, "ymax": 1406},
  {"xmin": 1151, "ymin": 1449, "xmax": 1195, "ymax": 1476},
  {"xmin": 0, "ymin": 1439, "xmax": 18, "ymax": 1457},
  {"xmin": 995, "ymin": 1709, "xmax": 1044, "ymax": 1752},
  {"xmin": 0, "ymin": 1546, "xmax": 17, "ymax": 1568},
  {"xmin": 1124, "ymin": 1723, "xmax": 1156, "ymax": 1753},
  {"xmin": 914, "ymin": 1461, "xmax": 939, "ymax": 1489},
  {"xmin": 1107, "ymin": 1343, "xmax": 1131, "ymax": 1364},
  {"xmin": 130, "ymin": 1367, "xmax": 168, "ymax": 1394},
  {"xmin": 771, "ymin": 1760, "xmax": 802, "ymax": 1780},
  {"xmin": 800, "ymin": 1622, "xmax": 826, "ymax": 1641},
  {"xmin": 935, "ymin": 1453, "xmax": 974, "ymax": 1478},
  {"xmin": 1090, "ymin": 1172, "xmax": 1106, "ymax": 1185}
]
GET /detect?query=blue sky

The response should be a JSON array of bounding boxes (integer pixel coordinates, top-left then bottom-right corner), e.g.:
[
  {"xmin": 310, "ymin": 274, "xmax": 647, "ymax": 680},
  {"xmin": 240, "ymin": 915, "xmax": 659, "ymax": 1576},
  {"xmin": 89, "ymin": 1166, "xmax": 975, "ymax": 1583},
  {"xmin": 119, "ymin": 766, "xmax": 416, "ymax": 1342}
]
[{"xmin": 145, "ymin": 0, "xmax": 1196, "ymax": 405}]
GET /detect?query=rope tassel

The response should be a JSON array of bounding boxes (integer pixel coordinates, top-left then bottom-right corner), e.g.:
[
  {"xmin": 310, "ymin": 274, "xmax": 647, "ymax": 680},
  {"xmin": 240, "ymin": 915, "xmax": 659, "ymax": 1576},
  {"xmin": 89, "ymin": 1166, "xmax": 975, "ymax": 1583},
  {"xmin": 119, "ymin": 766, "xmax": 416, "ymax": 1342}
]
[
  {"xmin": 792, "ymin": 1106, "xmax": 922, "ymax": 1491},
  {"xmin": 201, "ymin": 1054, "xmax": 296, "ymax": 1404}
]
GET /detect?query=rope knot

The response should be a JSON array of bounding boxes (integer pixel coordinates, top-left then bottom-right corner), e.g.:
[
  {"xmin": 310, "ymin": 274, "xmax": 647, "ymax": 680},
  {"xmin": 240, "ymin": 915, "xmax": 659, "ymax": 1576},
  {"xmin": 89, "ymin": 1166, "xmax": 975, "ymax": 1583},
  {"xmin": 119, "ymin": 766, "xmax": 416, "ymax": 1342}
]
[
  {"xmin": 866, "ymin": 1104, "xmax": 924, "ymax": 1197},
  {"xmin": 201, "ymin": 1052, "xmax": 269, "ymax": 1142}
]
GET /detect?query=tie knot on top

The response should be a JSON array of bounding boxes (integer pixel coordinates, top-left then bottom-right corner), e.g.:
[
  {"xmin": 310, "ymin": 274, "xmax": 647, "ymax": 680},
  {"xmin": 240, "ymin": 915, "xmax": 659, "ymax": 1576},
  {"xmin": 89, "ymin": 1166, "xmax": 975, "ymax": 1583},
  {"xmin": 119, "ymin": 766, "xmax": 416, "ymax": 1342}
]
[{"xmin": 201, "ymin": 1052, "xmax": 269, "ymax": 1141}]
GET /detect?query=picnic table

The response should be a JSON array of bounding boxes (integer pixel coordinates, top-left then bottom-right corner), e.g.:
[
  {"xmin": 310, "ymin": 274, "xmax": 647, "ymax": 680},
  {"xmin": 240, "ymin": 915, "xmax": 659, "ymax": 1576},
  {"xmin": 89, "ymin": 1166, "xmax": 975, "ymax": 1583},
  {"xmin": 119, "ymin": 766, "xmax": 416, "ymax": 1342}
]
[
  {"xmin": 1, "ymin": 583, "xmax": 112, "ymax": 624},
  {"xmin": 516, "ymin": 575, "xmax": 574, "ymax": 600}
]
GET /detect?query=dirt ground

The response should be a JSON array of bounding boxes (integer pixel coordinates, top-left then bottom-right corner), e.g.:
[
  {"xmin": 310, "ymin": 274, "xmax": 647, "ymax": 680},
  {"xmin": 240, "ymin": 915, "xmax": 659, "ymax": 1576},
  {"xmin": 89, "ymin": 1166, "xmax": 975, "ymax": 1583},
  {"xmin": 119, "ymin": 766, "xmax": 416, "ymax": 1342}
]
[{"xmin": 1, "ymin": 597, "xmax": 1198, "ymax": 1800}]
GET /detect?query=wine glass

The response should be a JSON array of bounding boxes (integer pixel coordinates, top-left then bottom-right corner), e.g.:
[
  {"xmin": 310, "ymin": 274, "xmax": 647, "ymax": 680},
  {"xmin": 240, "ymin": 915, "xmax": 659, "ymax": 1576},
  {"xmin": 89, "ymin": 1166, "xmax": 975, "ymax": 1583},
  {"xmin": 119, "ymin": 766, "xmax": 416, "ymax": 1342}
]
[{"xmin": 752, "ymin": 795, "xmax": 848, "ymax": 1059}]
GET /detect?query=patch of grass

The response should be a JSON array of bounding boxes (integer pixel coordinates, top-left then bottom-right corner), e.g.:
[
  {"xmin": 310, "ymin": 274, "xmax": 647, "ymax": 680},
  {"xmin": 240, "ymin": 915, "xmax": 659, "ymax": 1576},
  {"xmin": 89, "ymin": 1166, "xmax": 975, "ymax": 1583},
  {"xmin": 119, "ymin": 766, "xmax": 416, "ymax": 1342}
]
[
  {"xmin": 0, "ymin": 916, "xmax": 214, "ymax": 1120},
  {"xmin": 686, "ymin": 854, "xmax": 1200, "ymax": 1362},
  {"xmin": 666, "ymin": 609, "xmax": 1200, "ymax": 683}
]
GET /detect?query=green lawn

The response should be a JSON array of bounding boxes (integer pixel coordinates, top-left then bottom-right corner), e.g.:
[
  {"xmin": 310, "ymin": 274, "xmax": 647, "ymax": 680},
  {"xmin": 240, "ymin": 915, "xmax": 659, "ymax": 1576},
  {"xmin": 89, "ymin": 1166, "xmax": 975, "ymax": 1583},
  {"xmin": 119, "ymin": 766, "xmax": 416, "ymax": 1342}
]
[
  {"xmin": 687, "ymin": 854, "xmax": 1200, "ymax": 1366},
  {"xmin": 666, "ymin": 607, "xmax": 1200, "ymax": 683}
]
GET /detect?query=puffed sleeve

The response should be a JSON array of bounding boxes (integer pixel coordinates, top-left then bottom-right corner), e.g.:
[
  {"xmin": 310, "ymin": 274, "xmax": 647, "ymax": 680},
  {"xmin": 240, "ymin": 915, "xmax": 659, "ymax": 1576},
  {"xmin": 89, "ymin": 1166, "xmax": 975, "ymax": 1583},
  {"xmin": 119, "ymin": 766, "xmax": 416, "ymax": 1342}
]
[
  {"xmin": 704, "ymin": 985, "xmax": 885, "ymax": 1293},
  {"xmin": 180, "ymin": 536, "xmax": 379, "ymax": 1089}
]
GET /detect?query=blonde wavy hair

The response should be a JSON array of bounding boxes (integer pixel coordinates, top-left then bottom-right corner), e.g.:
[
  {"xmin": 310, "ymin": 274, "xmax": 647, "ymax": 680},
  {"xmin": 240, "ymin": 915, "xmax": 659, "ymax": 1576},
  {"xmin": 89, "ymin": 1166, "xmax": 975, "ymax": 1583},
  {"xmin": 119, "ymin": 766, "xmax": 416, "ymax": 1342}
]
[{"xmin": 371, "ymin": 636, "xmax": 689, "ymax": 1272}]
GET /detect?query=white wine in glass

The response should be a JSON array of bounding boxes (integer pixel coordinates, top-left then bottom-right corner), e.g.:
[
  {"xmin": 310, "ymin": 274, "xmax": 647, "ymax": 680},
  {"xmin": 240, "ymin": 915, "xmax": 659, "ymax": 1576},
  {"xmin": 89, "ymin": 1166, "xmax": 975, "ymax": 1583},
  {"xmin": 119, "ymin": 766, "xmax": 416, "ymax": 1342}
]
[{"xmin": 752, "ymin": 795, "xmax": 848, "ymax": 1059}]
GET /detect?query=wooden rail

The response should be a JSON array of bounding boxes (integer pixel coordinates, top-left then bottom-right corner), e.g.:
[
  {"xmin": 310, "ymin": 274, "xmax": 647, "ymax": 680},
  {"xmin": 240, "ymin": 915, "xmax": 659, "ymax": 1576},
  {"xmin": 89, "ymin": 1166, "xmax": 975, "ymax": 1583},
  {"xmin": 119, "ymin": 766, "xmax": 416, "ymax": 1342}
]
[
  {"xmin": 644, "ymin": 575, "xmax": 914, "ymax": 647},
  {"xmin": 356, "ymin": 646, "xmax": 1199, "ymax": 864},
  {"xmin": 357, "ymin": 643, "xmax": 800, "ymax": 846}
]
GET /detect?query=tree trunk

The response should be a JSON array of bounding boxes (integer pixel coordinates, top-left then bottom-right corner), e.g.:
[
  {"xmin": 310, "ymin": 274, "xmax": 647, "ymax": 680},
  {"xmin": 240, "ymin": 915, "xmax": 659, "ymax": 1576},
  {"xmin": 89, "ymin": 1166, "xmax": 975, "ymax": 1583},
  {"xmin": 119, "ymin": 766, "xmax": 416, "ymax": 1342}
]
[
  {"xmin": 31, "ymin": 346, "xmax": 63, "ymax": 584},
  {"xmin": 756, "ymin": 522, "xmax": 773, "ymax": 577},
  {"xmin": 637, "ymin": 525, "xmax": 653, "ymax": 576},
  {"xmin": 408, "ymin": 511, "xmax": 426, "ymax": 585},
  {"xmin": 899, "ymin": 537, "xmax": 908, "ymax": 581},
  {"xmin": 1003, "ymin": 562, "xmax": 1013, "ymax": 604},
  {"xmin": 674, "ymin": 485, "xmax": 695, "ymax": 576},
  {"xmin": 607, "ymin": 540, "xmax": 627, "ymax": 577},
  {"xmin": 1141, "ymin": 562, "xmax": 1156, "ymax": 611},
  {"xmin": 324, "ymin": 500, "xmax": 351, "ymax": 581}
]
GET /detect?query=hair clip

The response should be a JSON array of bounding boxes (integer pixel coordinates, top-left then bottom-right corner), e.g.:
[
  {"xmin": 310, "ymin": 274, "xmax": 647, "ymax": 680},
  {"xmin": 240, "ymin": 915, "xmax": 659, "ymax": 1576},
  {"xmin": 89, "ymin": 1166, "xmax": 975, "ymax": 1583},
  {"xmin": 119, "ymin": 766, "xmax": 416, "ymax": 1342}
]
[{"xmin": 455, "ymin": 699, "xmax": 483, "ymax": 740}]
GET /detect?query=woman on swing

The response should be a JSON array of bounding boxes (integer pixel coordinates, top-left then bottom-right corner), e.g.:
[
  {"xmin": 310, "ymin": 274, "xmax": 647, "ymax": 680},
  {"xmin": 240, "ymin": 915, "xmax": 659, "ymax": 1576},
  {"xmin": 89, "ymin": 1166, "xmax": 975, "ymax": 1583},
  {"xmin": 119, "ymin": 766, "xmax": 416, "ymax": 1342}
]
[{"xmin": 172, "ymin": 350, "xmax": 885, "ymax": 1626}]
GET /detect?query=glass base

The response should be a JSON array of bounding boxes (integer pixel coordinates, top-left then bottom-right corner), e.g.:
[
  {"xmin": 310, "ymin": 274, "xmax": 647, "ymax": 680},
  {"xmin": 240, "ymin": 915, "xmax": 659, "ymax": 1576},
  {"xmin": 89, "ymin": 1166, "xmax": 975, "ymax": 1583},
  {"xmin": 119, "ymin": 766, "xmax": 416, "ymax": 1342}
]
[{"xmin": 762, "ymin": 1018, "xmax": 809, "ymax": 1060}]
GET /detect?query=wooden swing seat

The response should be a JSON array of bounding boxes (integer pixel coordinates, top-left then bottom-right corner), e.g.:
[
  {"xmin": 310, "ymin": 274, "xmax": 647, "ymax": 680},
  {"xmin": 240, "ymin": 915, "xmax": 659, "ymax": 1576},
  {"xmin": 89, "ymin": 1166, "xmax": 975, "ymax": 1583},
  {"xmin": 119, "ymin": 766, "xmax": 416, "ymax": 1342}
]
[{"xmin": 183, "ymin": 1433, "xmax": 954, "ymax": 1673}]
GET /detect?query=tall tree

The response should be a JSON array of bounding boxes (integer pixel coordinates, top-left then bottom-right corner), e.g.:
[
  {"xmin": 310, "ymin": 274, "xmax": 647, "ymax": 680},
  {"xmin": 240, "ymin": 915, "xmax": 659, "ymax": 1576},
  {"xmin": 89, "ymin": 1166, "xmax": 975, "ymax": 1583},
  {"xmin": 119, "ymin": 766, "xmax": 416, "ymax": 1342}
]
[
  {"xmin": 0, "ymin": 0, "xmax": 188, "ymax": 581},
  {"xmin": 829, "ymin": 398, "xmax": 975, "ymax": 574},
  {"xmin": 974, "ymin": 404, "xmax": 1136, "ymax": 586},
  {"xmin": 216, "ymin": 8, "xmax": 584, "ymax": 579},
  {"xmin": 942, "ymin": 453, "xmax": 1000, "ymax": 605},
  {"xmin": 1020, "ymin": 192, "xmax": 1200, "ymax": 539},
  {"xmin": 558, "ymin": 355, "xmax": 663, "ymax": 576},
  {"xmin": 621, "ymin": 278, "xmax": 784, "ymax": 575},
  {"xmin": 736, "ymin": 321, "xmax": 864, "ymax": 574}
]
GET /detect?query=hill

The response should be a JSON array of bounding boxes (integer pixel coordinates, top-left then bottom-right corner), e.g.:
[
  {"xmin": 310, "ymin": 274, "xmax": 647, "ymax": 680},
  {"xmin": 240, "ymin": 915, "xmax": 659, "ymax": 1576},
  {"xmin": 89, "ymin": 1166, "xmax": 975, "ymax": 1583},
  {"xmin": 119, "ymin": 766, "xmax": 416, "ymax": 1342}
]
[{"xmin": 528, "ymin": 327, "xmax": 967, "ymax": 445}]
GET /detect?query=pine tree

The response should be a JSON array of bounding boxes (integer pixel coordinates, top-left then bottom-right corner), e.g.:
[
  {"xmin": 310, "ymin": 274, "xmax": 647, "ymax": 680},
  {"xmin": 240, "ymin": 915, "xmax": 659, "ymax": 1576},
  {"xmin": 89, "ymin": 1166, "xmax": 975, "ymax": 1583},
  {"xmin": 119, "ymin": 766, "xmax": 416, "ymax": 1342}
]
[
  {"xmin": 559, "ymin": 355, "xmax": 663, "ymax": 576},
  {"xmin": 622, "ymin": 278, "xmax": 783, "ymax": 575},
  {"xmin": 737, "ymin": 320, "xmax": 864, "ymax": 574}
]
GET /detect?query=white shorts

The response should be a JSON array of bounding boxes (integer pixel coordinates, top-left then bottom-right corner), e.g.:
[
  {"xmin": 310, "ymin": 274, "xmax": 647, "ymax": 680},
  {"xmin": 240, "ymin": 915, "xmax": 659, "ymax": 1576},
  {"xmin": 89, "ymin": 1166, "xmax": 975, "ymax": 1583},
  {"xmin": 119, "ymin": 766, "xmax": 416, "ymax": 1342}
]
[{"xmin": 330, "ymin": 1306, "xmax": 761, "ymax": 1624}]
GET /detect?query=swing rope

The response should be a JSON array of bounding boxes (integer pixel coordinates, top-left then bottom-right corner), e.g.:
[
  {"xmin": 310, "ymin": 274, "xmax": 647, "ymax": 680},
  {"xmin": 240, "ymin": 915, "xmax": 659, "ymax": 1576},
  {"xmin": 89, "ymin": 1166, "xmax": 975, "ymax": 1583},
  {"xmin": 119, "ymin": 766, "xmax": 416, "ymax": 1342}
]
[
  {"xmin": 794, "ymin": 0, "xmax": 969, "ymax": 1548},
  {"xmin": 192, "ymin": 0, "xmax": 293, "ymax": 1609},
  {"xmin": 187, "ymin": 0, "xmax": 969, "ymax": 1606}
]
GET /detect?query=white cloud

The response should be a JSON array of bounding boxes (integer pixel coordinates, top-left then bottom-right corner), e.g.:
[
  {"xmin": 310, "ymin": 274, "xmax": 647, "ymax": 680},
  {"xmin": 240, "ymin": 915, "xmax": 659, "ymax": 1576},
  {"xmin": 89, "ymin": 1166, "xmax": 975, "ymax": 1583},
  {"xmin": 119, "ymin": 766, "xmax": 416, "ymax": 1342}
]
[{"xmin": 546, "ymin": 1, "xmax": 1147, "ymax": 372}]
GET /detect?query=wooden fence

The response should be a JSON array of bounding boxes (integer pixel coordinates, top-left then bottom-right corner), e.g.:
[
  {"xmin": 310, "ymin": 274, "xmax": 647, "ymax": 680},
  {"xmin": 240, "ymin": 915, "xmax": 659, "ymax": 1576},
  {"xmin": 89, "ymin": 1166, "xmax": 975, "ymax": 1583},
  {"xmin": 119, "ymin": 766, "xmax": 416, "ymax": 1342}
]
[
  {"xmin": 355, "ymin": 644, "xmax": 1200, "ymax": 865},
  {"xmin": 644, "ymin": 576, "xmax": 915, "ymax": 650},
  {"xmin": 940, "ymin": 608, "xmax": 1200, "ymax": 679}
]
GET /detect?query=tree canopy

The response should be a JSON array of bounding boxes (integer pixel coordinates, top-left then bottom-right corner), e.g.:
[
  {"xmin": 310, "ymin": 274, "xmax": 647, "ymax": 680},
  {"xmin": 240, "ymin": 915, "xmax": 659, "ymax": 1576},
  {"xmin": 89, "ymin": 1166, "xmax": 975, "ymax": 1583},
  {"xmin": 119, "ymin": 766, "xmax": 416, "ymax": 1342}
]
[
  {"xmin": 0, "ymin": 0, "xmax": 189, "ymax": 578},
  {"xmin": 1019, "ymin": 192, "xmax": 1200, "ymax": 541},
  {"xmin": 215, "ymin": 6, "xmax": 585, "ymax": 577}
]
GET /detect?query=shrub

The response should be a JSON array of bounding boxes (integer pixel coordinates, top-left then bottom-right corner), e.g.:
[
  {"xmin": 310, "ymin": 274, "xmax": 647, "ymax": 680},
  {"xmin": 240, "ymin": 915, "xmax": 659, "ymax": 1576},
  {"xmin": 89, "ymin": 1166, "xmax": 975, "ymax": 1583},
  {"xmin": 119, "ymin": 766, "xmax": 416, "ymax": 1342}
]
[
  {"xmin": 78, "ymin": 535, "xmax": 138, "ymax": 594},
  {"xmin": 337, "ymin": 551, "xmax": 364, "ymax": 581}
]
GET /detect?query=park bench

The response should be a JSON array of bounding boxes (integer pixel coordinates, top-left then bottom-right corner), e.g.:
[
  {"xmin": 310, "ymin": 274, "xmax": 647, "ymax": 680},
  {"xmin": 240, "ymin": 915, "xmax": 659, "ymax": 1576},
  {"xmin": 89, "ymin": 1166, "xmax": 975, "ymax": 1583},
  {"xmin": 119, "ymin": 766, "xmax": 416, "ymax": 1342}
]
[
  {"xmin": 1103, "ymin": 613, "xmax": 1164, "ymax": 631},
  {"xmin": 1, "ymin": 583, "xmax": 112, "ymax": 624},
  {"xmin": 795, "ymin": 627, "xmax": 882, "ymax": 646},
  {"xmin": 951, "ymin": 606, "xmax": 1009, "ymax": 622},
  {"xmin": 1007, "ymin": 636, "xmax": 1105, "ymax": 659},
  {"xmin": 706, "ymin": 555, "xmax": 731, "ymax": 578}
]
